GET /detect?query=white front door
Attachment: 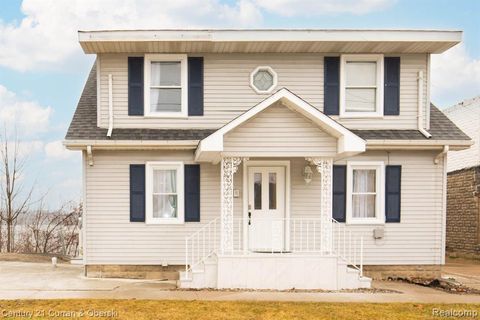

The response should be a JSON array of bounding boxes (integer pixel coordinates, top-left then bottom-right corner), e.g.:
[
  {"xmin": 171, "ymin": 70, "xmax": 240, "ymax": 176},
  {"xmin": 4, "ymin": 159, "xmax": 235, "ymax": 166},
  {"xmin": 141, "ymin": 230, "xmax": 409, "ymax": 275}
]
[{"xmin": 247, "ymin": 166, "xmax": 286, "ymax": 252}]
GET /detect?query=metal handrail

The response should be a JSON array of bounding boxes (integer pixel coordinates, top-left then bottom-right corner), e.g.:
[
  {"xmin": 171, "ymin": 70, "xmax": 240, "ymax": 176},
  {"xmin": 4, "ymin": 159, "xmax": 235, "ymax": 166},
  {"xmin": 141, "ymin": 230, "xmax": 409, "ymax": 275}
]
[
  {"xmin": 331, "ymin": 218, "xmax": 364, "ymax": 277},
  {"xmin": 185, "ymin": 217, "xmax": 219, "ymax": 278}
]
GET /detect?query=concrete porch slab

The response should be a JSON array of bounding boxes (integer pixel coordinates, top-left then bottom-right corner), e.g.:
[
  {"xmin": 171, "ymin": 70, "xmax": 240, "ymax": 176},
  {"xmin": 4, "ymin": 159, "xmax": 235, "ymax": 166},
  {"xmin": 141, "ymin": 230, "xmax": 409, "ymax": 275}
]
[{"xmin": 0, "ymin": 261, "xmax": 479, "ymax": 303}]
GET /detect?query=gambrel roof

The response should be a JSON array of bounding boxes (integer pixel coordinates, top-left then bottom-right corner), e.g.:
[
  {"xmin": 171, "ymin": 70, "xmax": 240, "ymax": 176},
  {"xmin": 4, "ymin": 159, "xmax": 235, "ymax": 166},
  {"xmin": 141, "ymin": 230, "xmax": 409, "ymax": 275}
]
[{"xmin": 65, "ymin": 63, "xmax": 471, "ymax": 149}]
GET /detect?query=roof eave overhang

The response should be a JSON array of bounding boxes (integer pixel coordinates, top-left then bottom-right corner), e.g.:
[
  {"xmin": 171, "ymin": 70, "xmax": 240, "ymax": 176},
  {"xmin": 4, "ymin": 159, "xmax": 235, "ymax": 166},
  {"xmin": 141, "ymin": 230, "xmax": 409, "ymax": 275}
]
[{"xmin": 78, "ymin": 29, "xmax": 462, "ymax": 54}]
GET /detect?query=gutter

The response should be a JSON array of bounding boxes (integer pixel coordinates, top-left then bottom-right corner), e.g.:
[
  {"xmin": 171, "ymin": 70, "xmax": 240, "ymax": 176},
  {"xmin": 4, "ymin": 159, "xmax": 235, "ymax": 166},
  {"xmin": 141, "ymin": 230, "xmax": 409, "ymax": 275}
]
[
  {"xmin": 366, "ymin": 139, "xmax": 471, "ymax": 151},
  {"xmin": 63, "ymin": 139, "xmax": 199, "ymax": 150},
  {"xmin": 417, "ymin": 70, "xmax": 432, "ymax": 138}
]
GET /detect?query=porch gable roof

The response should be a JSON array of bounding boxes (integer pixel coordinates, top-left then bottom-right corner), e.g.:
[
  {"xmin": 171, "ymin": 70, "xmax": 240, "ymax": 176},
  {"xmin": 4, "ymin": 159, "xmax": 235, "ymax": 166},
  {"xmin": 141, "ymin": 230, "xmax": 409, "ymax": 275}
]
[{"xmin": 195, "ymin": 88, "xmax": 366, "ymax": 162}]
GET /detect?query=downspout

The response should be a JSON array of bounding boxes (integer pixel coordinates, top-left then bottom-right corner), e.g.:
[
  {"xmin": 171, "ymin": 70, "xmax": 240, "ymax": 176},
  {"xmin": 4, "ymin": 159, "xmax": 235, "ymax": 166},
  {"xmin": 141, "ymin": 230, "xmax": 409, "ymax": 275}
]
[
  {"xmin": 417, "ymin": 70, "xmax": 432, "ymax": 138},
  {"xmin": 107, "ymin": 74, "xmax": 114, "ymax": 138},
  {"xmin": 432, "ymin": 145, "xmax": 448, "ymax": 264},
  {"xmin": 441, "ymin": 150, "xmax": 448, "ymax": 264}
]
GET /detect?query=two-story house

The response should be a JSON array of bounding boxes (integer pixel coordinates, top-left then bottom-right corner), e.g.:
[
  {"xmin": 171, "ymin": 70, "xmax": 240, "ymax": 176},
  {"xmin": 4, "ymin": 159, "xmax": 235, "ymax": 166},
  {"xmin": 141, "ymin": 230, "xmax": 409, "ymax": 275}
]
[{"xmin": 65, "ymin": 29, "xmax": 472, "ymax": 290}]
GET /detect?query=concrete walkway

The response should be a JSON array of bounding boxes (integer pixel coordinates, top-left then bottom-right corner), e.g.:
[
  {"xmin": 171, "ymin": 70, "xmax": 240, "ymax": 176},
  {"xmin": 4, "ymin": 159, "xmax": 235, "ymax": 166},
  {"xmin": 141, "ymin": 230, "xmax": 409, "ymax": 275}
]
[
  {"xmin": 443, "ymin": 258, "xmax": 480, "ymax": 290},
  {"xmin": 0, "ymin": 261, "xmax": 479, "ymax": 303}
]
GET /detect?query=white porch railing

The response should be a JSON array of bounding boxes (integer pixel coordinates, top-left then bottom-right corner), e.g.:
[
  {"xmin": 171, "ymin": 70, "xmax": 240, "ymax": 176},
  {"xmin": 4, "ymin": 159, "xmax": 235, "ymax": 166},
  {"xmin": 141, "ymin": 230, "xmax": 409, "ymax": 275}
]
[
  {"xmin": 332, "ymin": 219, "xmax": 364, "ymax": 276},
  {"xmin": 185, "ymin": 217, "xmax": 220, "ymax": 276},
  {"xmin": 184, "ymin": 217, "xmax": 363, "ymax": 279}
]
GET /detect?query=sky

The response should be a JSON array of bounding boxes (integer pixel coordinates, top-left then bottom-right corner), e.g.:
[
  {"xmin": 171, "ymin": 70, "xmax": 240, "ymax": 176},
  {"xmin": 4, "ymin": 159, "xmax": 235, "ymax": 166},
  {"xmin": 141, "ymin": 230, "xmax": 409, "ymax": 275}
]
[{"xmin": 0, "ymin": 0, "xmax": 479, "ymax": 208}]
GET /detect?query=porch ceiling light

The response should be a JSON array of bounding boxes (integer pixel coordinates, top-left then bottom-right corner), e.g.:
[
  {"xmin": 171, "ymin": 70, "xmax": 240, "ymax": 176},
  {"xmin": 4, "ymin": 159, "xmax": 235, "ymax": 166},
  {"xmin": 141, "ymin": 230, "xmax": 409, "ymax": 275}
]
[{"xmin": 303, "ymin": 165, "xmax": 313, "ymax": 184}]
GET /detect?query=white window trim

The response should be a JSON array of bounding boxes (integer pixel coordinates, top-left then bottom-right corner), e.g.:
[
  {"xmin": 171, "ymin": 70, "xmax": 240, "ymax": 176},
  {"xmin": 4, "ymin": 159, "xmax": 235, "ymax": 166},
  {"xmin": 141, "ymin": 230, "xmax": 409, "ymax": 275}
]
[
  {"xmin": 144, "ymin": 54, "xmax": 188, "ymax": 118},
  {"xmin": 339, "ymin": 54, "xmax": 384, "ymax": 118},
  {"xmin": 250, "ymin": 66, "xmax": 278, "ymax": 94},
  {"xmin": 145, "ymin": 161, "xmax": 185, "ymax": 225},
  {"xmin": 346, "ymin": 161, "xmax": 385, "ymax": 225}
]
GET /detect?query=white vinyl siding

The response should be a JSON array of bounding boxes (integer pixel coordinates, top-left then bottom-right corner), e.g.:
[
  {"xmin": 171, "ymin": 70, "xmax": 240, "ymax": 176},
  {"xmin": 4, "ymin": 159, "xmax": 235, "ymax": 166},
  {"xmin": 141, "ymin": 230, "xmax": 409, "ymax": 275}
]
[
  {"xmin": 223, "ymin": 103, "xmax": 337, "ymax": 157},
  {"xmin": 334, "ymin": 151, "xmax": 444, "ymax": 265},
  {"xmin": 84, "ymin": 150, "xmax": 443, "ymax": 266},
  {"xmin": 97, "ymin": 53, "xmax": 428, "ymax": 130},
  {"xmin": 84, "ymin": 150, "xmax": 219, "ymax": 265}
]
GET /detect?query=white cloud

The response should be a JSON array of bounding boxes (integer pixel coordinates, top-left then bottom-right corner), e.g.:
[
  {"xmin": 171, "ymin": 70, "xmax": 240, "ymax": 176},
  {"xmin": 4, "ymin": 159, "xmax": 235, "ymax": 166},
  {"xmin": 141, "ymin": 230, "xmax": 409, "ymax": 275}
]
[
  {"xmin": 0, "ymin": 0, "xmax": 263, "ymax": 72},
  {"xmin": 431, "ymin": 44, "xmax": 480, "ymax": 107},
  {"xmin": 0, "ymin": 85, "xmax": 52, "ymax": 135},
  {"xmin": 252, "ymin": 0, "xmax": 395, "ymax": 16},
  {"xmin": 44, "ymin": 140, "xmax": 73, "ymax": 160},
  {"xmin": 17, "ymin": 140, "xmax": 44, "ymax": 157},
  {"xmin": 0, "ymin": 140, "xmax": 44, "ymax": 159}
]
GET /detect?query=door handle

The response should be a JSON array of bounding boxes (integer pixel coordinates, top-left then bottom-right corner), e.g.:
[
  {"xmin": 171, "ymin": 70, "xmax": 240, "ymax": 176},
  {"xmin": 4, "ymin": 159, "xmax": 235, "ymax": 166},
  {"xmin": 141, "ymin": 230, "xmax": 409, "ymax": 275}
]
[{"xmin": 248, "ymin": 211, "xmax": 251, "ymax": 225}]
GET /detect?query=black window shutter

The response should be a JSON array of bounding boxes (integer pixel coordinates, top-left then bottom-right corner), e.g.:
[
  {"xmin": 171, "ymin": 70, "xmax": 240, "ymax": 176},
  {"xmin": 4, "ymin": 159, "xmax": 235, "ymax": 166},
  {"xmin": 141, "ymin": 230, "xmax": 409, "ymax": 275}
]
[
  {"xmin": 385, "ymin": 165, "xmax": 401, "ymax": 222},
  {"xmin": 184, "ymin": 164, "xmax": 201, "ymax": 222},
  {"xmin": 332, "ymin": 165, "xmax": 347, "ymax": 222},
  {"xmin": 384, "ymin": 57, "xmax": 400, "ymax": 115},
  {"xmin": 128, "ymin": 57, "xmax": 144, "ymax": 116},
  {"xmin": 188, "ymin": 57, "xmax": 204, "ymax": 116},
  {"xmin": 130, "ymin": 164, "xmax": 145, "ymax": 222},
  {"xmin": 324, "ymin": 57, "xmax": 340, "ymax": 115}
]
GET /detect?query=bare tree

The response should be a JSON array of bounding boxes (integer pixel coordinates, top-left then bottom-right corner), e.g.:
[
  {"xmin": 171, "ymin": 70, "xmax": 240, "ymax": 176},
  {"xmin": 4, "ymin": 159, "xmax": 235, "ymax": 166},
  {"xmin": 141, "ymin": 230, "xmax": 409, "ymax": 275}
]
[
  {"xmin": 62, "ymin": 203, "xmax": 82, "ymax": 256},
  {"xmin": 23, "ymin": 201, "xmax": 81, "ymax": 256},
  {"xmin": 0, "ymin": 133, "xmax": 34, "ymax": 252}
]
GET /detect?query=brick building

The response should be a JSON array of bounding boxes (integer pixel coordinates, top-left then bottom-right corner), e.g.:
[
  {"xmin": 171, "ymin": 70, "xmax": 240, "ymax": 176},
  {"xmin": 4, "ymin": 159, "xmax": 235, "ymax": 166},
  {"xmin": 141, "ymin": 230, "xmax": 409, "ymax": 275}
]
[{"xmin": 445, "ymin": 97, "xmax": 480, "ymax": 258}]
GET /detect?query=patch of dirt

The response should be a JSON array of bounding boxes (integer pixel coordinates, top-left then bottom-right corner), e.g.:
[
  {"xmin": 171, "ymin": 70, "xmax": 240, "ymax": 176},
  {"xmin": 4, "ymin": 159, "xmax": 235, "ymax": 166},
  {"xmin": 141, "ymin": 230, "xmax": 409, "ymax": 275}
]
[
  {"xmin": 393, "ymin": 277, "xmax": 480, "ymax": 295},
  {"xmin": 176, "ymin": 287, "xmax": 400, "ymax": 294},
  {"xmin": 0, "ymin": 253, "xmax": 70, "ymax": 263}
]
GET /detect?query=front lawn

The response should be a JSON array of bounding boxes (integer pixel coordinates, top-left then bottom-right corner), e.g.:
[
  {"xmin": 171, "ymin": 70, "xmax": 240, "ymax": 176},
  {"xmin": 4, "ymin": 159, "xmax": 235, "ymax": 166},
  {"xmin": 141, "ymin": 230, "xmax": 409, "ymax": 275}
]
[{"xmin": 0, "ymin": 300, "xmax": 478, "ymax": 320}]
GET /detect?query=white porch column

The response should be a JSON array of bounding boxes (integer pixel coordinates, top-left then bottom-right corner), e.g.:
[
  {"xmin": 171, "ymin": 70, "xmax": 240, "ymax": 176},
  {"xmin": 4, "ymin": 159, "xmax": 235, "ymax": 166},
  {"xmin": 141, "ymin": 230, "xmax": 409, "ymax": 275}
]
[
  {"xmin": 307, "ymin": 157, "xmax": 333, "ymax": 253},
  {"xmin": 220, "ymin": 157, "xmax": 242, "ymax": 253}
]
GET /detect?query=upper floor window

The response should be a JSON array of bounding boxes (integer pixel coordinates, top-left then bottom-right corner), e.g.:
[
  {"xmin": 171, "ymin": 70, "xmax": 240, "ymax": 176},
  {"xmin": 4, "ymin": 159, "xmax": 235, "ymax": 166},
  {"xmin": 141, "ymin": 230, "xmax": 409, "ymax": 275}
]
[
  {"xmin": 340, "ymin": 54, "xmax": 384, "ymax": 118},
  {"xmin": 250, "ymin": 66, "xmax": 278, "ymax": 94},
  {"xmin": 144, "ymin": 54, "xmax": 188, "ymax": 118}
]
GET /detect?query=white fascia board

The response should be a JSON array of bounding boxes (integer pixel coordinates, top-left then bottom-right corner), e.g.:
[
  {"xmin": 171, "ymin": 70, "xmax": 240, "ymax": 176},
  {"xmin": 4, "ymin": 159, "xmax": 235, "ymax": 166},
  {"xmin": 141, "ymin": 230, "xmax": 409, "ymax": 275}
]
[
  {"xmin": 63, "ymin": 139, "xmax": 199, "ymax": 150},
  {"xmin": 338, "ymin": 135, "xmax": 366, "ymax": 154},
  {"xmin": 366, "ymin": 139, "xmax": 473, "ymax": 151},
  {"xmin": 78, "ymin": 29, "xmax": 462, "ymax": 43}
]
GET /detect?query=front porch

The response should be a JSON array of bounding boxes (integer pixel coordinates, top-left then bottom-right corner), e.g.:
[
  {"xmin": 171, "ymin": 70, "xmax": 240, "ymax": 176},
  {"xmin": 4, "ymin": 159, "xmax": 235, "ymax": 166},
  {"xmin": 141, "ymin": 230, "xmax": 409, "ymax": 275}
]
[
  {"xmin": 180, "ymin": 156, "xmax": 369, "ymax": 289},
  {"xmin": 180, "ymin": 89, "xmax": 370, "ymax": 290}
]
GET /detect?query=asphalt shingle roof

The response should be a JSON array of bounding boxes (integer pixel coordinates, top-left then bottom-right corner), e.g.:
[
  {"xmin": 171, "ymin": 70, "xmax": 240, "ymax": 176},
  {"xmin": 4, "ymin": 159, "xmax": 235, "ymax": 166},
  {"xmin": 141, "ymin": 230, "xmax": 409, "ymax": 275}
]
[
  {"xmin": 352, "ymin": 105, "xmax": 470, "ymax": 141},
  {"xmin": 65, "ymin": 64, "xmax": 215, "ymax": 141},
  {"xmin": 65, "ymin": 63, "xmax": 470, "ymax": 142}
]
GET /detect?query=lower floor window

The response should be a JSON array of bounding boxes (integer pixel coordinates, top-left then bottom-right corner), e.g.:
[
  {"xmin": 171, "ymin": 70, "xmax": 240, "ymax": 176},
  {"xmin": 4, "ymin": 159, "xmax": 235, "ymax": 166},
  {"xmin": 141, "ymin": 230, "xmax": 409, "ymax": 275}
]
[
  {"xmin": 347, "ymin": 162, "xmax": 384, "ymax": 224},
  {"xmin": 352, "ymin": 169, "xmax": 376, "ymax": 218},
  {"xmin": 146, "ymin": 162, "xmax": 184, "ymax": 224},
  {"xmin": 153, "ymin": 169, "xmax": 178, "ymax": 218}
]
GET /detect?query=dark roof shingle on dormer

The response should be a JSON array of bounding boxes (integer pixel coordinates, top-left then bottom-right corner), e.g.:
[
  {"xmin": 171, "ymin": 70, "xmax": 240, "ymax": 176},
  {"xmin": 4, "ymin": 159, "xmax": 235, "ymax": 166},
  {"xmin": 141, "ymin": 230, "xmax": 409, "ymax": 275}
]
[{"xmin": 65, "ymin": 63, "xmax": 470, "ymax": 142}]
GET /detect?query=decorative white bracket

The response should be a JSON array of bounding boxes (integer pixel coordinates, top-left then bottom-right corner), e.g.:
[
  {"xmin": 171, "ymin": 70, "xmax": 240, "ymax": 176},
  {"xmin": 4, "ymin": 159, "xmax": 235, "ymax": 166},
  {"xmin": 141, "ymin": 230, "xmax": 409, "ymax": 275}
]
[
  {"xmin": 306, "ymin": 157, "xmax": 333, "ymax": 253},
  {"xmin": 220, "ymin": 157, "xmax": 242, "ymax": 253},
  {"xmin": 87, "ymin": 145, "xmax": 94, "ymax": 166}
]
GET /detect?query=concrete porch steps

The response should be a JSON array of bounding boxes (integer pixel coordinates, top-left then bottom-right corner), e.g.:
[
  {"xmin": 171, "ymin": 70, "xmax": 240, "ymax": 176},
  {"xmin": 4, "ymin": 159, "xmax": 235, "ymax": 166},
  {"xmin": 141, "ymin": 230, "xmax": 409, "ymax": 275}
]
[
  {"xmin": 179, "ymin": 256, "xmax": 218, "ymax": 289},
  {"xmin": 180, "ymin": 254, "xmax": 371, "ymax": 290}
]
